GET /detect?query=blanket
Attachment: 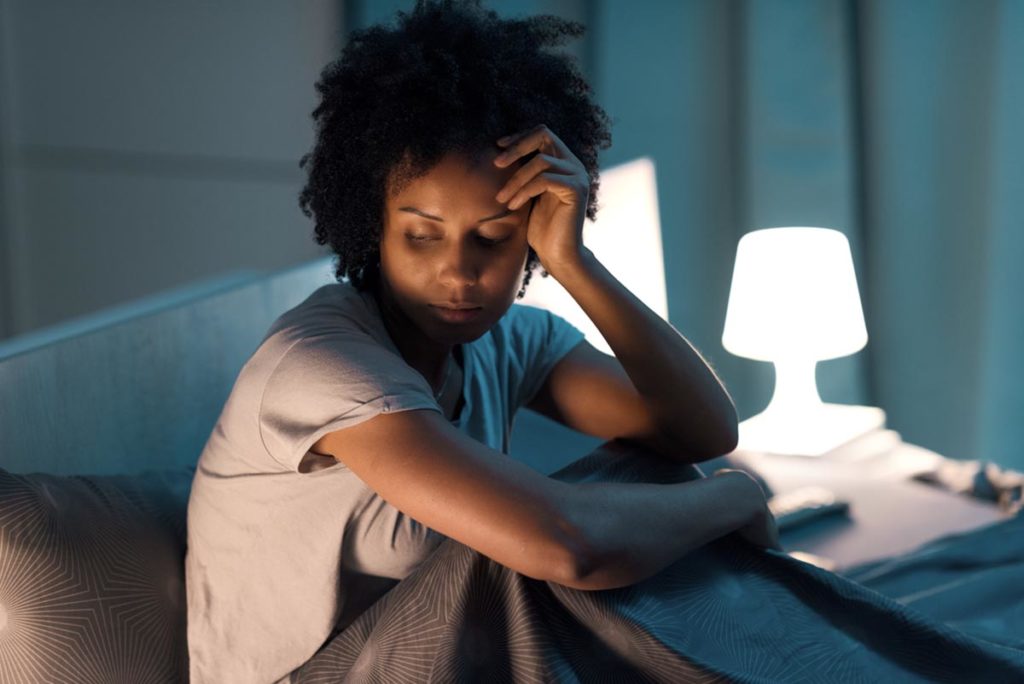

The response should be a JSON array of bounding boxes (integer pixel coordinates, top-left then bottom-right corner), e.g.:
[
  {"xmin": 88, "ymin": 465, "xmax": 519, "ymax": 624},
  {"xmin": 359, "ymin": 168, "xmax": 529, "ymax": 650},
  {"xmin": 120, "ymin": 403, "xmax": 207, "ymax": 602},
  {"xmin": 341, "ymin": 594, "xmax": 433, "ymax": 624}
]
[{"xmin": 294, "ymin": 441, "xmax": 1024, "ymax": 683}]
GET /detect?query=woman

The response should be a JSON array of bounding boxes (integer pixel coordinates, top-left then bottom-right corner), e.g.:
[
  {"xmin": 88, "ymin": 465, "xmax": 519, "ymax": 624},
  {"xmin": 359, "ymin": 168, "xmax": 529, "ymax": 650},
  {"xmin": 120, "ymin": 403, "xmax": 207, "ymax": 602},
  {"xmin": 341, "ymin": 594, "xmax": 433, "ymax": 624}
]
[
  {"xmin": 186, "ymin": 0, "xmax": 772, "ymax": 678},
  {"xmin": 186, "ymin": 2, "xmax": 1024, "ymax": 682}
]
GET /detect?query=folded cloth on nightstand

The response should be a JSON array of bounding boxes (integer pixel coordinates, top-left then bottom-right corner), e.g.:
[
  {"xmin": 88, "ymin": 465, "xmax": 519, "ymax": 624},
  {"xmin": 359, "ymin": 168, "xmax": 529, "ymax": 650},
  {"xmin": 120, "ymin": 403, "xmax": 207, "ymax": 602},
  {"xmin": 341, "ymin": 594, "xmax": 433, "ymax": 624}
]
[{"xmin": 913, "ymin": 460, "xmax": 1024, "ymax": 515}]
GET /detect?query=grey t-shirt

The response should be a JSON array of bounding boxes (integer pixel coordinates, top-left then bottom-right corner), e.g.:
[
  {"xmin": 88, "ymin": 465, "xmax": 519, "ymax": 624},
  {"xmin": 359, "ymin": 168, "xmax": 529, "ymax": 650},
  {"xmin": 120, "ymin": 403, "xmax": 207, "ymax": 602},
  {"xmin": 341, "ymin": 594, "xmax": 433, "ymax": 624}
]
[{"xmin": 185, "ymin": 282, "xmax": 585, "ymax": 683}]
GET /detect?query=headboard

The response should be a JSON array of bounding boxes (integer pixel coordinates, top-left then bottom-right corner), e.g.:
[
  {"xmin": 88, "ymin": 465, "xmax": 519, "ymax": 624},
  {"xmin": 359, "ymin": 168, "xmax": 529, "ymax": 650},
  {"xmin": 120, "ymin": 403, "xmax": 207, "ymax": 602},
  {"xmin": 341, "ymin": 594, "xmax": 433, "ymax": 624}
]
[{"xmin": 0, "ymin": 259, "xmax": 337, "ymax": 475}]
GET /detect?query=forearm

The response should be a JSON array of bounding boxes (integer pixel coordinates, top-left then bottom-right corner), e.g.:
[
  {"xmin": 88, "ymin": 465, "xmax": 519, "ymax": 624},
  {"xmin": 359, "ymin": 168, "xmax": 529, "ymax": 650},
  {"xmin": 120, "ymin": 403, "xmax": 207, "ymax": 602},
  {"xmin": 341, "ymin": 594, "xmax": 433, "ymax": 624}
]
[
  {"xmin": 548, "ymin": 248, "xmax": 738, "ymax": 455},
  {"xmin": 561, "ymin": 471, "xmax": 762, "ymax": 591}
]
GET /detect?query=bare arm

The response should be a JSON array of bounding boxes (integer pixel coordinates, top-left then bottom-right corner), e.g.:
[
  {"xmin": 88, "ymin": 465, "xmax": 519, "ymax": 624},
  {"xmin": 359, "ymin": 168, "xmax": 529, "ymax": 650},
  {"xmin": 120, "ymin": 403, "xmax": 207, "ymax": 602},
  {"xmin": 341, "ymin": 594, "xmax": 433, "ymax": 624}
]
[
  {"xmin": 316, "ymin": 410, "xmax": 771, "ymax": 591},
  {"xmin": 547, "ymin": 248, "xmax": 739, "ymax": 460},
  {"xmin": 493, "ymin": 124, "xmax": 735, "ymax": 460},
  {"xmin": 561, "ymin": 470, "xmax": 772, "ymax": 591}
]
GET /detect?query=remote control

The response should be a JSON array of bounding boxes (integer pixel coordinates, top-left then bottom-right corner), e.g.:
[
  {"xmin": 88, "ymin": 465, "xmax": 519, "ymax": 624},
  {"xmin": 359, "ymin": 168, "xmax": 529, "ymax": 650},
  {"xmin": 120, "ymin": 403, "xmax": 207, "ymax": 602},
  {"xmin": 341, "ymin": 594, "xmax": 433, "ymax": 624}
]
[{"xmin": 769, "ymin": 486, "xmax": 851, "ymax": 532}]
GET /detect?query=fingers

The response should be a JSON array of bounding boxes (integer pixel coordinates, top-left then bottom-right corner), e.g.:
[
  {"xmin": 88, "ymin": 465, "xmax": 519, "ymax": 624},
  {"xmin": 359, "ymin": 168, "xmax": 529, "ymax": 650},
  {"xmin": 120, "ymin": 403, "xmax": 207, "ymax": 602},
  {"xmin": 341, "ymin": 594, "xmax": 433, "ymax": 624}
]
[
  {"xmin": 495, "ymin": 153, "xmax": 574, "ymax": 206},
  {"xmin": 494, "ymin": 125, "xmax": 587, "ymax": 212},
  {"xmin": 494, "ymin": 124, "xmax": 572, "ymax": 168},
  {"xmin": 505, "ymin": 172, "xmax": 558, "ymax": 211},
  {"xmin": 506, "ymin": 171, "xmax": 586, "ymax": 211}
]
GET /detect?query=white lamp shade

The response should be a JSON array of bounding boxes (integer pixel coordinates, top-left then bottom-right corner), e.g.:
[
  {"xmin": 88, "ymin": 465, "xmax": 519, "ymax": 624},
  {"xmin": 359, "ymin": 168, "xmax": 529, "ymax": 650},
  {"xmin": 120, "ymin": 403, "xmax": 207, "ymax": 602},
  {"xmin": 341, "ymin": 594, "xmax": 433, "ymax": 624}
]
[{"xmin": 722, "ymin": 227, "xmax": 867, "ymax": 362}]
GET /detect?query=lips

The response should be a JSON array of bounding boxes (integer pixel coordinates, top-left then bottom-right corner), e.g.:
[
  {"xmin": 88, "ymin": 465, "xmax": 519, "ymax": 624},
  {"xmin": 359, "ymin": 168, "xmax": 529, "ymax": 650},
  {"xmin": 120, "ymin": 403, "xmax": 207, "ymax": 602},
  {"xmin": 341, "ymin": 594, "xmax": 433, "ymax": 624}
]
[
  {"xmin": 435, "ymin": 302, "xmax": 482, "ymax": 310},
  {"xmin": 431, "ymin": 304, "xmax": 483, "ymax": 323}
]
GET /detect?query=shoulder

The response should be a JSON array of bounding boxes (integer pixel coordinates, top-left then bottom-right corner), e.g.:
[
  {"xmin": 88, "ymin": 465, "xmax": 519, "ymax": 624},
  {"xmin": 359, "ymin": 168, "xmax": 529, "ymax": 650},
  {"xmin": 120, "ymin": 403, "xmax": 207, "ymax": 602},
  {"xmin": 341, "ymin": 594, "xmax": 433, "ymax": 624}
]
[
  {"xmin": 255, "ymin": 283, "xmax": 394, "ymax": 363},
  {"xmin": 266, "ymin": 282, "xmax": 380, "ymax": 342},
  {"xmin": 250, "ymin": 281, "xmax": 428, "ymax": 410},
  {"xmin": 255, "ymin": 283, "xmax": 436, "ymax": 470},
  {"xmin": 270, "ymin": 285, "xmax": 414, "ymax": 379}
]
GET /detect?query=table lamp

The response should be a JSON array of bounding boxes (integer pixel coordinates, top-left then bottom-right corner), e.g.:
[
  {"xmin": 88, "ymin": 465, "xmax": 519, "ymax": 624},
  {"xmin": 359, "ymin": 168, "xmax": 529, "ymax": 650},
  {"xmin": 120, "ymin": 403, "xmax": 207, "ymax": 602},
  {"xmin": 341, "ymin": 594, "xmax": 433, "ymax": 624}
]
[{"xmin": 722, "ymin": 227, "xmax": 885, "ymax": 457}]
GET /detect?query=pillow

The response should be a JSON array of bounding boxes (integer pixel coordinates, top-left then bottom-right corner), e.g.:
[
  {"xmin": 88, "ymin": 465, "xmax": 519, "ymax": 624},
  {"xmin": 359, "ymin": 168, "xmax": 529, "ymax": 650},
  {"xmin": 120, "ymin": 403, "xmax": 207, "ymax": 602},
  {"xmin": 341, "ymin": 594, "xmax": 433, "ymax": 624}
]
[{"xmin": 0, "ymin": 466, "xmax": 194, "ymax": 683}]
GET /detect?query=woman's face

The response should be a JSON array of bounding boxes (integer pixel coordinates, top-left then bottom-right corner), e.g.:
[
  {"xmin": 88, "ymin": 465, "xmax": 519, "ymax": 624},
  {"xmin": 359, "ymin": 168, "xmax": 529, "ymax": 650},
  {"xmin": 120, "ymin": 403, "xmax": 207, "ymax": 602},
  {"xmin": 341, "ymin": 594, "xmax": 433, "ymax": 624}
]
[{"xmin": 378, "ymin": 149, "xmax": 532, "ymax": 347}]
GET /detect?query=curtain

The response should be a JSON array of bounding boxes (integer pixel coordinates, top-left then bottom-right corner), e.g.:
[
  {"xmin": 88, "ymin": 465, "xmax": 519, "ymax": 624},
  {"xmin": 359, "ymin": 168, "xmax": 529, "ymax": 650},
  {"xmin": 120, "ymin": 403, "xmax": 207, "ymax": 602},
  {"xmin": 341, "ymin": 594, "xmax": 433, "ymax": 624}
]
[
  {"xmin": 594, "ymin": 0, "xmax": 1023, "ymax": 468},
  {"xmin": 859, "ymin": 0, "xmax": 1023, "ymax": 467}
]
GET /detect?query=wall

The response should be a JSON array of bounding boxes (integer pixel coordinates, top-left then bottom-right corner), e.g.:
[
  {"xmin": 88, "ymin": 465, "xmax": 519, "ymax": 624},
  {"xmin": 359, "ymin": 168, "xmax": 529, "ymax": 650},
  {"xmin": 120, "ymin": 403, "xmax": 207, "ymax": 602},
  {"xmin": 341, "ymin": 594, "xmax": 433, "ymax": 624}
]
[{"xmin": 0, "ymin": 0, "xmax": 342, "ymax": 340}]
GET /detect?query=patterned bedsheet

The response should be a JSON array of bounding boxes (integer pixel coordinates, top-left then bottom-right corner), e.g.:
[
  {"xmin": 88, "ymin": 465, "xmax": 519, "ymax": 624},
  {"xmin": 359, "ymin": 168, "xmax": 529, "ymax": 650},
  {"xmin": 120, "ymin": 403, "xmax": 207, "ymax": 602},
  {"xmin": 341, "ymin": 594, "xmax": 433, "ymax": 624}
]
[{"xmin": 294, "ymin": 441, "xmax": 1024, "ymax": 683}]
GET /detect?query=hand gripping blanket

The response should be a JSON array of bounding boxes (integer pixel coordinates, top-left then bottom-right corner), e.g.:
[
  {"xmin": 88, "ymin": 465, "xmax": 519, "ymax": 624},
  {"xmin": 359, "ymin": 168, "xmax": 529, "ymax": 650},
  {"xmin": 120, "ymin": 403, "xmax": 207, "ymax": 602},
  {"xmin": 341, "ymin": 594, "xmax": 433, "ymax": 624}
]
[{"xmin": 294, "ymin": 441, "xmax": 1024, "ymax": 683}]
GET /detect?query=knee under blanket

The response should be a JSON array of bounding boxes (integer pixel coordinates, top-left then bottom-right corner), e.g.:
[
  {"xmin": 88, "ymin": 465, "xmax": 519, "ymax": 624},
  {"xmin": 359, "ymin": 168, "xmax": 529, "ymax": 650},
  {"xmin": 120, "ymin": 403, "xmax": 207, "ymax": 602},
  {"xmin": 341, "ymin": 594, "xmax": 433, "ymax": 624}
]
[{"xmin": 294, "ymin": 442, "xmax": 1024, "ymax": 683}]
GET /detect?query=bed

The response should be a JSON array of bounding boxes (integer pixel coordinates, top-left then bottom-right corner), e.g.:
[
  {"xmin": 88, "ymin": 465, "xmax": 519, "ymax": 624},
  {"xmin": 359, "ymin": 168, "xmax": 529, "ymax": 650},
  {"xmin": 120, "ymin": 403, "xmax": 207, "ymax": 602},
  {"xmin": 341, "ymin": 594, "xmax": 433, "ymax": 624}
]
[{"xmin": 1, "ymin": 160, "xmax": 1022, "ymax": 682}]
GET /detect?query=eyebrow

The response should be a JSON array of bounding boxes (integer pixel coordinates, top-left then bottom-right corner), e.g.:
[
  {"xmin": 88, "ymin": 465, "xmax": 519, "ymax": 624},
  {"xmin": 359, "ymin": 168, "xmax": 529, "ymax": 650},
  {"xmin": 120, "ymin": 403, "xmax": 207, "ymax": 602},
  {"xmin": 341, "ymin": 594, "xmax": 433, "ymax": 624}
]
[{"xmin": 398, "ymin": 206, "xmax": 515, "ymax": 223}]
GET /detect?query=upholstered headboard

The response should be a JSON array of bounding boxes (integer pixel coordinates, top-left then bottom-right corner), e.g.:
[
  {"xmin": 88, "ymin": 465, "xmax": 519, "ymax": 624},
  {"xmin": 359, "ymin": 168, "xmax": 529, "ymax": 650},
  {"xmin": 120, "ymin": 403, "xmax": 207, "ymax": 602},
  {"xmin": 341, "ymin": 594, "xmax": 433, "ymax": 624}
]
[{"xmin": 0, "ymin": 259, "xmax": 338, "ymax": 475}]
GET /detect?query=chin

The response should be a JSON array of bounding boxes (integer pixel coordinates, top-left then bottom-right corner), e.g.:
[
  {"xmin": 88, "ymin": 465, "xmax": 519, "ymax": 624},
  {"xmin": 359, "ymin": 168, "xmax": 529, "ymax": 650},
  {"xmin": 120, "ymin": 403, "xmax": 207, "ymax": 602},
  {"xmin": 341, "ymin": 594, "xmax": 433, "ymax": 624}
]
[{"xmin": 419, "ymin": 307, "xmax": 502, "ymax": 345}]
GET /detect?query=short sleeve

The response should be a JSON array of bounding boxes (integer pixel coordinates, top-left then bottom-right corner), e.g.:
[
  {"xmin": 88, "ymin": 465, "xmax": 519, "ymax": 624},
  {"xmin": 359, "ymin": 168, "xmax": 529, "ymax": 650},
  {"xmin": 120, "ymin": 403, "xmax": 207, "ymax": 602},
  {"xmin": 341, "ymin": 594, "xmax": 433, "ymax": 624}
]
[
  {"xmin": 258, "ymin": 331, "xmax": 441, "ymax": 472},
  {"xmin": 506, "ymin": 305, "xmax": 587, "ymax": 411}
]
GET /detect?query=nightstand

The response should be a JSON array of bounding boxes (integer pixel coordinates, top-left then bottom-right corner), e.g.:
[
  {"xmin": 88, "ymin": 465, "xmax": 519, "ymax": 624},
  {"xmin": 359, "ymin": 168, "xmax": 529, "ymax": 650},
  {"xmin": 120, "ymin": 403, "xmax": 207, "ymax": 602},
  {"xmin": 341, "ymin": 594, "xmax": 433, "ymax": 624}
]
[{"xmin": 726, "ymin": 428, "xmax": 1009, "ymax": 571}]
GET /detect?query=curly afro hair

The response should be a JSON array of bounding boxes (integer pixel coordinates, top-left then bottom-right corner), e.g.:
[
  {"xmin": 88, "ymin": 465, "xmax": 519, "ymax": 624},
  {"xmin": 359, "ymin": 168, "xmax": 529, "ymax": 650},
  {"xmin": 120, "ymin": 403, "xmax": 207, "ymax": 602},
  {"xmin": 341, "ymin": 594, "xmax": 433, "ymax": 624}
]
[{"xmin": 298, "ymin": 0, "xmax": 612, "ymax": 297}]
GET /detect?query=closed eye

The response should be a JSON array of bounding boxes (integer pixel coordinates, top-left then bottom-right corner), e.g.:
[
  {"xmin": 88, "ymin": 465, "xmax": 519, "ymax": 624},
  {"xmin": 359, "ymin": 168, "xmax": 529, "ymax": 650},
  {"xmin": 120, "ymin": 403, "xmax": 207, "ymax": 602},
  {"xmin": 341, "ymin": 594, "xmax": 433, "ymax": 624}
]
[{"xmin": 405, "ymin": 233, "xmax": 509, "ymax": 247}]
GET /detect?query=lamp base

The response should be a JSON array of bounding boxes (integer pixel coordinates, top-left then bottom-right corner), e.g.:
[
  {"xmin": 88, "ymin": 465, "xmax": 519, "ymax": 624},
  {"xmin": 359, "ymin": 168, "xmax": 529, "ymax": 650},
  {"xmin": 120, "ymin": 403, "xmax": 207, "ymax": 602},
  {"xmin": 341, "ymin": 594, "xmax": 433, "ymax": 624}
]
[{"xmin": 737, "ymin": 403, "xmax": 886, "ymax": 457}]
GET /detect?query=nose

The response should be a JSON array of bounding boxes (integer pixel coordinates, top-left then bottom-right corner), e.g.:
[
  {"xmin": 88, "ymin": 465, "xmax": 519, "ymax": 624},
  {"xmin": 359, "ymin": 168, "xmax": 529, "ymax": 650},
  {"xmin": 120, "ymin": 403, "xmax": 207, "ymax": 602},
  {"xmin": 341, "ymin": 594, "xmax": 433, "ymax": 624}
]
[{"xmin": 438, "ymin": 240, "xmax": 480, "ymax": 288}]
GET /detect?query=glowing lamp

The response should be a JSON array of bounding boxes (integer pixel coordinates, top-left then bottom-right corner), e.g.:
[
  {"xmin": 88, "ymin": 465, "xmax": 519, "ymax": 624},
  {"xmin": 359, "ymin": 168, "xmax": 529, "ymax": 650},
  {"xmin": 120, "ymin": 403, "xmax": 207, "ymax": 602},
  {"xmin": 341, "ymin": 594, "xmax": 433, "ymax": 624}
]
[{"xmin": 722, "ymin": 227, "xmax": 885, "ymax": 456}]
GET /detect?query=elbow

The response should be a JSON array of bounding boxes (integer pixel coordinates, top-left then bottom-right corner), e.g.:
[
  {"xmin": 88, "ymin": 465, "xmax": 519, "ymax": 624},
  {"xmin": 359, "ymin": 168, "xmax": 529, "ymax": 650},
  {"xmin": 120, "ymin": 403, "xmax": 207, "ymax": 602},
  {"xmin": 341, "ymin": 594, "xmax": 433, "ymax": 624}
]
[
  {"xmin": 660, "ymin": 426, "xmax": 739, "ymax": 464},
  {"xmin": 690, "ymin": 434, "xmax": 738, "ymax": 463},
  {"xmin": 549, "ymin": 524, "xmax": 599, "ymax": 590},
  {"xmin": 652, "ymin": 405, "xmax": 739, "ymax": 464},
  {"xmin": 692, "ymin": 409, "xmax": 739, "ymax": 461},
  {"xmin": 714, "ymin": 399, "xmax": 740, "ymax": 454},
  {"xmin": 546, "ymin": 490, "xmax": 602, "ymax": 590},
  {"xmin": 551, "ymin": 513, "xmax": 634, "ymax": 592},
  {"xmin": 719, "ymin": 420, "xmax": 739, "ymax": 455},
  {"xmin": 553, "ymin": 543, "xmax": 601, "ymax": 592}
]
